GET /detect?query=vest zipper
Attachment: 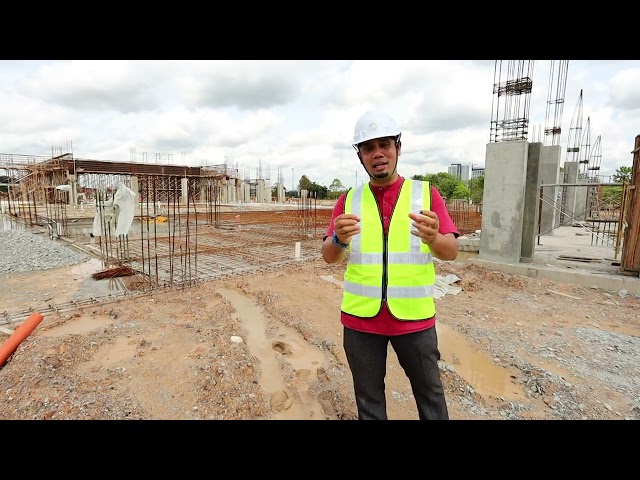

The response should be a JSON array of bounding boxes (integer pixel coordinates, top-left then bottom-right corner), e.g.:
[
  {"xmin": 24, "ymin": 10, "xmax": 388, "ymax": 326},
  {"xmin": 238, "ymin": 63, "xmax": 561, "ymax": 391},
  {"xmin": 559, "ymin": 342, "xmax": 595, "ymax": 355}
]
[
  {"xmin": 382, "ymin": 235, "xmax": 388, "ymax": 301},
  {"xmin": 381, "ymin": 180, "xmax": 404, "ymax": 301}
]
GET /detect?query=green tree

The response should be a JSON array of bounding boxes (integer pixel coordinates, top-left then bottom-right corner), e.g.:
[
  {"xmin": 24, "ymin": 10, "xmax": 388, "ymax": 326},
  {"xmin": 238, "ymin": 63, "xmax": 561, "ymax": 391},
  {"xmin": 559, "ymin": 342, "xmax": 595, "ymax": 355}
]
[
  {"xmin": 602, "ymin": 186, "xmax": 622, "ymax": 206},
  {"xmin": 468, "ymin": 176, "xmax": 484, "ymax": 204},
  {"xmin": 602, "ymin": 165, "xmax": 632, "ymax": 208},
  {"xmin": 453, "ymin": 184, "xmax": 470, "ymax": 200},
  {"xmin": 613, "ymin": 166, "xmax": 632, "ymax": 183},
  {"xmin": 412, "ymin": 172, "xmax": 462, "ymax": 201},
  {"xmin": 299, "ymin": 175, "xmax": 312, "ymax": 192},
  {"xmin": 308, "ymin": 181, "xmax": 329, "ymax": 199},
  {"xmin": 329, "ymin": 178, "xmax": 345, "ymax": 192}
]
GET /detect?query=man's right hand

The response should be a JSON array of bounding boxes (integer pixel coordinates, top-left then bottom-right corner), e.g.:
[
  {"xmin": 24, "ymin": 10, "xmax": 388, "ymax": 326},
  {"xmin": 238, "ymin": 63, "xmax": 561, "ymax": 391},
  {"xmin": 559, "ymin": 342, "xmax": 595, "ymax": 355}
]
[{"xmin": 333, "ymin": 213, "xmax": 361, "ymax": 245}]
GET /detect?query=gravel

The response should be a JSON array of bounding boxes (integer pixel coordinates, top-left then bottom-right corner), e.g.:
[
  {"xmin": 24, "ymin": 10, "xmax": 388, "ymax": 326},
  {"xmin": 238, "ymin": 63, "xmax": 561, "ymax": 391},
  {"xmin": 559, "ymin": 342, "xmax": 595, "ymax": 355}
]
[{"xmin": 0, "ymin": 230, "xmax": 90, "ymax": 274}]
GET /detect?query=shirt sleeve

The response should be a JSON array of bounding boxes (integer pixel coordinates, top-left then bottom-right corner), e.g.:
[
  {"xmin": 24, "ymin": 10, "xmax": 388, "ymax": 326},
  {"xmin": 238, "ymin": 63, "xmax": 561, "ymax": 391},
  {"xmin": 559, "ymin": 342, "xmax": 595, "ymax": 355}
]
[
  {"xmin": 325, "ymin": 193, "xmax": 346, "ymax": 239},
  {"xmin": 431, "ymin": 186, "xmax": 460, "ymax": 238}
]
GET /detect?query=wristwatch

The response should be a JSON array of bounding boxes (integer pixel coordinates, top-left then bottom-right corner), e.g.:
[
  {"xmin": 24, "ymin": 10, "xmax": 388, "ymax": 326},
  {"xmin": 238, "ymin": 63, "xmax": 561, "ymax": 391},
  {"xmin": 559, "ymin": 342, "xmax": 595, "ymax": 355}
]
[{"xmin": 332, "ymin": 231, "xmax": 349, "ymax": 249}]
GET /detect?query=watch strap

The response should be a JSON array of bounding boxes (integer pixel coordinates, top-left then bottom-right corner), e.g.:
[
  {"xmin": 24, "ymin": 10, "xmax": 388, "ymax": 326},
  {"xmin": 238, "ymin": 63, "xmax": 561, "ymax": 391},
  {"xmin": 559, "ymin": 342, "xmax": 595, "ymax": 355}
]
[{"xmin": 332, "ymin": 231, "xmax": 348, "ymax": 248}]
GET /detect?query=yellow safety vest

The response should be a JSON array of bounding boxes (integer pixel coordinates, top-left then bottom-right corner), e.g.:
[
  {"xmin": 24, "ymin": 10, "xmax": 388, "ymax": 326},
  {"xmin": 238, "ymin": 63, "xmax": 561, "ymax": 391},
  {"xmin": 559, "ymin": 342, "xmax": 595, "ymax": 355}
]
[{"xmin": 342, "ymin": 179, "xmax": 436, "ymax": 320}]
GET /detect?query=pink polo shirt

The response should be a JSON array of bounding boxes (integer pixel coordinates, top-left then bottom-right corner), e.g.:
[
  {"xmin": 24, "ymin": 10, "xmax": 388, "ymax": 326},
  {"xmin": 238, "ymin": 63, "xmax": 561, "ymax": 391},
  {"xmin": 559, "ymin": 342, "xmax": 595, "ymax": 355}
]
[{"xmin": 326, "ymin": 177, "xmax": 460, "ymax": 336}]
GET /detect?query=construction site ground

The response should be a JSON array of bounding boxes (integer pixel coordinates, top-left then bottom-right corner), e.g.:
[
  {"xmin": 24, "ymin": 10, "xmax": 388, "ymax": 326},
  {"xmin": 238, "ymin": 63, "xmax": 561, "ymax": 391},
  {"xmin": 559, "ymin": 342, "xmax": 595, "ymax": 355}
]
[{"xmin": 1, "ymin": 201, "xmax": 639, "ymax": 421}]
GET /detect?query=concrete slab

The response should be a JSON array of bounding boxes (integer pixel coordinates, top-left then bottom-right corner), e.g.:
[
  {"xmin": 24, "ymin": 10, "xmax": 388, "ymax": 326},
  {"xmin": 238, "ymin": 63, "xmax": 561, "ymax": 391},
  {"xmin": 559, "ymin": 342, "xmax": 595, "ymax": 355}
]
[{"xmin": 469, "ymin": 225, "xmax": 640, "ymax": 296}]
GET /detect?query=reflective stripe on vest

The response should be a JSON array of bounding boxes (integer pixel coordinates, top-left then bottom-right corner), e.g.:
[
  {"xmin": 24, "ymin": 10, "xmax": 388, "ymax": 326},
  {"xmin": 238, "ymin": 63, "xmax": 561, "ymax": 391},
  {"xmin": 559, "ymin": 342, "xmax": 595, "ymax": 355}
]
[{"xmin": 342, "ymin": 179, "xmax": 436, "ymax": 320}]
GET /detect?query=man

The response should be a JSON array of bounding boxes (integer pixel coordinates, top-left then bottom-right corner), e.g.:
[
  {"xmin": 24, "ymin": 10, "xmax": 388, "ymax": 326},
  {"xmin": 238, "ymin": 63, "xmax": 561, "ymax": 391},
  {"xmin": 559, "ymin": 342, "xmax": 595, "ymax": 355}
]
[{"xmin": 321, "ymin": 110, "xmax": 460, "ymax": 420}]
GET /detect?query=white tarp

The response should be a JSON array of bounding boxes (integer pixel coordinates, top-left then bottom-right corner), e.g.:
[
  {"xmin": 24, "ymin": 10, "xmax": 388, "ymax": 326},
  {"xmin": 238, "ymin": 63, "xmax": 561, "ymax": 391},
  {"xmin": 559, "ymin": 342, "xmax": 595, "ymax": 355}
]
[
  {"xmin": 433, "ymin": 274, "xmax": 462, "ymax": 299},
  {"xmin": 91, "ymin": 183, "xmax": 137, "ymax": 237},
  {"xmin": 92, "ymin": 197, "xmax": 114, "ymax": 237},
  {"xmin": 112, "ymin": 184, "xmax": 137, "ymax": 236}
]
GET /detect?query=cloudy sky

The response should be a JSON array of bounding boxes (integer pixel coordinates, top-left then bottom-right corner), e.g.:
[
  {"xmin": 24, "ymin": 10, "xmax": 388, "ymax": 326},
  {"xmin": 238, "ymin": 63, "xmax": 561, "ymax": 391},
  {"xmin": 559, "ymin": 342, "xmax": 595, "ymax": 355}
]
[{"xmin": 2, "ymin": 60, "xmax": 638, "ymax": 190}]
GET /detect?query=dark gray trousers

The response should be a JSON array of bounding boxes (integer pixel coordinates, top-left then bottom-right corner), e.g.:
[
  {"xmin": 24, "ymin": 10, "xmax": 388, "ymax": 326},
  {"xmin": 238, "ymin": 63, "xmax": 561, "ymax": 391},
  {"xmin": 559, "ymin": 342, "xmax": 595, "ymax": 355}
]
[{"xmin": 343, "ymin": 325, "xmax": 449, "ymax": 420}]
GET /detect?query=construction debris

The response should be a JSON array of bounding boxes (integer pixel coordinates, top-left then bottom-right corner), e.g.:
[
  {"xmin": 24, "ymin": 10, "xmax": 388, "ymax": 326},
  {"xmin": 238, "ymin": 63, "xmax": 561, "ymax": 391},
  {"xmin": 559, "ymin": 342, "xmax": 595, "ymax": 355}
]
[{"xmin": 92, "ymin": 265, "xmax": 137, "ymax": 280}]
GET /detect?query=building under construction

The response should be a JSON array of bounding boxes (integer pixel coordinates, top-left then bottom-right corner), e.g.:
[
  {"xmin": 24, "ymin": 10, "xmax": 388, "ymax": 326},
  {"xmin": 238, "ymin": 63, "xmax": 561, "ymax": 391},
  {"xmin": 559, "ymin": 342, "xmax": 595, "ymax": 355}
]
[
  {"xmin": 1, "ymin": 149, "xmax": 485, "ymax": 297},
  {"xmin": 0, "ymin": 153, "xmax": 326, "ymax": 317}
]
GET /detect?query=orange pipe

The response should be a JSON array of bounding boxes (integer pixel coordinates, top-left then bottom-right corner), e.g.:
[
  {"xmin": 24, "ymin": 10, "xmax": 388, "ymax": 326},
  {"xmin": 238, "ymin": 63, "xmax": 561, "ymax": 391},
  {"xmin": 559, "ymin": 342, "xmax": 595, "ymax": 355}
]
[{"xmin": 0, "ymin": 312, "xmax": 44, "ymax": 368}]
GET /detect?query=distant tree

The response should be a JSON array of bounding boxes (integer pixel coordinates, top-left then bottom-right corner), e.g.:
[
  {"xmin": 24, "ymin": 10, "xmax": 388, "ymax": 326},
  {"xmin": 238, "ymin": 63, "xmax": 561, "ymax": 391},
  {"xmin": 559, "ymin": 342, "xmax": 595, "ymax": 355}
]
[
  {"xmin": 613, "ymin": 166, "xmax": 632, "ymax": 183},
  {"xmin": 308, "ymin": 181, "xmax": 329, "ymax": 199},
  {"xmin": 468, "ymin": 176, "xmax": 484, "ymax": 204},
  {"xmin": 602, "ymin": 165, "xmax": 633, "ymax": 207},
  {"xmin": 412, "ymin": 172, "xmax": 461, "ymax": 201},
  {"xmin": 452, "ymin": 184, "xmax": 470, "ymax": 200},
  {"xmin": 329, "ymin": 178, "xmax": 345, "ymax": 192},
  {"xmin": 602, "ymin": 186, "xmax": 622, "ymax": 206},
  {"xmin": 299, "ymin": 175, "xmax": 312, "ymax": 192},
  {"xmin": 328, "ymin": 178, "xmax": 347, "ymax": 200}
]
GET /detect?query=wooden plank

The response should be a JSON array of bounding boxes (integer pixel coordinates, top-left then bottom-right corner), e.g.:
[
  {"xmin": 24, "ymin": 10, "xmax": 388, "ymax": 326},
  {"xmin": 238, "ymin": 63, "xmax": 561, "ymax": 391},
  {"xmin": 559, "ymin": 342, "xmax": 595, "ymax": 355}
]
[
  {"xmin": 558, "ymin": 255, "xmax": 602, "ymax": 263},
  {"xmin": 547, "ymin": 289, "xmax": 581, "ymax": 300},
  {"xmin": 621, "ymin": 134, "xmax": 640, "ymax": 274}
]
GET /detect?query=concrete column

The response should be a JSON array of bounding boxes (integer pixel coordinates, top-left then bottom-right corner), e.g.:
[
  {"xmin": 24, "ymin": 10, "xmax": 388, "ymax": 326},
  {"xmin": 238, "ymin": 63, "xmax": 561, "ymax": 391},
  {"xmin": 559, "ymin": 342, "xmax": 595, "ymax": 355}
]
[
  {"xmin": 227, "ymin": 182, "xmax": 234, "ymax": 203},
  {"xmin": 220, "ymin": 178, "xmax": 229, "ymax": 203},
  {"xmin": 256, "ymin": 179, "xmax": 269, "ymax": 203},
  {"xmin": 479, "ymin": 141, "xmax": 528, "ymax": 264},
  {"xmin": 277, "ymin": 183, "xmax": 285, "ymax": 203},
  {"xmin": 67, "ymin": 174, "xmax": 78, "ymax": 206},
  {"xmin": 243, "ymin": 182, "xmax": 251, "ymax": 202},
  {"xmin": 181, "ymin": 177, "xmax": 188, "ymax": 205},
  {"xmin": 520, "ymin": 142, "xmax": 541, "ymax": 263},
  {"xmin": 130, "ymin": 176, "xmax": 139, "ymax": 195},
  {"xmin": 561, "ymin": 162, "xmax": 588, "ymax": 225},
  {"xmin": 539, "ymin": 146, "xmax": 561, "ymax": 235},
  {"xmin": 70, "ymin": 179, "xmax": 78, "ymax": 206},
  {"xmin": 199, "ymin": 180, "xmax": 206, "ymax": 202},
  {"xmin": 576, "ymin": 177, "xmax": 588, "ymax": 221}
]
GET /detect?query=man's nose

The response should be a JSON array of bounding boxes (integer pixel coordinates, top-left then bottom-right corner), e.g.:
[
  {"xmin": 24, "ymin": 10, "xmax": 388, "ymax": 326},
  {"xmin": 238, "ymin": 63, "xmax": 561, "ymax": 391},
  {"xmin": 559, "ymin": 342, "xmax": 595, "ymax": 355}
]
[{"xmin": 372, "ymin": 144, "xmax": 385, "ymax": 155}]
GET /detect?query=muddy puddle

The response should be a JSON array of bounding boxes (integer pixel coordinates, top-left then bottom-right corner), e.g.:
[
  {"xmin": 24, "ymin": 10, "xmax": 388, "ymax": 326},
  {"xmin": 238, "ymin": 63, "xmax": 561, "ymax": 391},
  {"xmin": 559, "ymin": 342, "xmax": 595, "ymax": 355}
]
[
  {"xmin": 436, "ymin": 322, "xmax": 526, "ymax": 400},
  {"xmin": 217, "ymin": 287, "xmax": 329, "ymax": 420},
  {"xmin": 41, "ymin": 313, "xmax": 114, "ymax": 338},
  {"xmin": 319, "ymin": 273, "xmax": 526, "ymax": 401}
]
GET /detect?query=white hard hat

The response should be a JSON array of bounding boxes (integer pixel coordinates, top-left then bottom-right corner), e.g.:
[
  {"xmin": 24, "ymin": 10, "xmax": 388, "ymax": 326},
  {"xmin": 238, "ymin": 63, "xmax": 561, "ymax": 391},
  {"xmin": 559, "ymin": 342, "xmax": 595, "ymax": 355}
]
[{"xmin": 352, "ymin": 110, "xmax": 402, "ymax": 149}]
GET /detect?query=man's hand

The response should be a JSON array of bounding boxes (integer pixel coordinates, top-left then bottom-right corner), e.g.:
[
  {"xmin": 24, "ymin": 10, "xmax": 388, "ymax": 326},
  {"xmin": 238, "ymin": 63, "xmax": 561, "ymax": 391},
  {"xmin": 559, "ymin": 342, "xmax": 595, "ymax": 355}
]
[
  {"xmin": 333, "ymin": 213, "xmax": 361, "ymax": 245},
  {"xmin": 409, "ymin": 210, "xmax": 439, "ymax": 245}
]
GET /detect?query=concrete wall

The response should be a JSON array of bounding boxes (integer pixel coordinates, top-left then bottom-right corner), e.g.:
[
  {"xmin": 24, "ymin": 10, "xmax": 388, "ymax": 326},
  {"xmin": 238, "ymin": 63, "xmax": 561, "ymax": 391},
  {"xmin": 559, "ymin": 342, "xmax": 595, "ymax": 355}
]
[
  {"xmin": 539, "ymin": 146, "xmax": 561, "ymax": 235},
  {"xmin": 479, "ymin": 141, "xmax": 528, "ymax": 264}
]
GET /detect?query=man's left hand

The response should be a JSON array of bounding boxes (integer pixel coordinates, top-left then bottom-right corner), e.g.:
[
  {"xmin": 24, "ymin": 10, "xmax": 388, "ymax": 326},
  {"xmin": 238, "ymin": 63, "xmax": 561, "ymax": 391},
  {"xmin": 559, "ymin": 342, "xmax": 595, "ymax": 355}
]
[{"xmin": 409, "ymin": 210, "xmax": 439, "ymax": 245}]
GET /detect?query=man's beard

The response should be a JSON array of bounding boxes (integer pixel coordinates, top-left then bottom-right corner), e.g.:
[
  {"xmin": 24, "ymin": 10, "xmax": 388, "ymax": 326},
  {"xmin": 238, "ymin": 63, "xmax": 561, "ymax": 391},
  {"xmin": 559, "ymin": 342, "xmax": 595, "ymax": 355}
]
[
  {"xmin": 367, "ymin": 157, "xmax": 397, "ymax": 180},
  {"xmin": 371, "ymin": 170, "xmax": 390, "ymax": 179}
]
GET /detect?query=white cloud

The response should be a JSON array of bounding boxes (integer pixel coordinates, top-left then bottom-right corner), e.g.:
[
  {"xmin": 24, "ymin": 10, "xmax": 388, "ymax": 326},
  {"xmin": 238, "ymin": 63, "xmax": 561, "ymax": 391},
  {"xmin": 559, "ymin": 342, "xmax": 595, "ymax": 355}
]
[{"xmin": 2, "ymin": 59, "xmax": 638, "ymax": 190}]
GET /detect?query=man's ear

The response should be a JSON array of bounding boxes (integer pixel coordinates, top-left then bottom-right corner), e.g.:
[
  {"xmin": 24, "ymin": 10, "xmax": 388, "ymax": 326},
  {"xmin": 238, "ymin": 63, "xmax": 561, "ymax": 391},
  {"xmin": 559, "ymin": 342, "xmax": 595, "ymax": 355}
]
[{"xmin": 396, "ymin": 141, "xmax": 402, "ymax": 155}]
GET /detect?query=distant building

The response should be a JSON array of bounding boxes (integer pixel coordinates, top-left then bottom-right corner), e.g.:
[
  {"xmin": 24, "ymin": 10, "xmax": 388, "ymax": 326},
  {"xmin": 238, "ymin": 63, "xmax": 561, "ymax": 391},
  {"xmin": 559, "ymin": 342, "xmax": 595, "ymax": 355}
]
[
  {"xmin": 448, "ymin": 163, "xmax": 470, "ymax": 182},
  {"xmin": 471, "ymin": 166, "xmax": 485, "ymax": 179}
]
